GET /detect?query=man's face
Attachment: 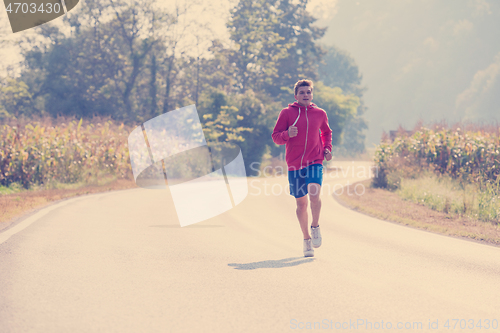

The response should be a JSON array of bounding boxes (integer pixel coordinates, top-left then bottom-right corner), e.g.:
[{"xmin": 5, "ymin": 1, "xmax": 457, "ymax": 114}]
[{"xmin": 294, "ymin": 86, "xmax": 313, "ymax": 107}]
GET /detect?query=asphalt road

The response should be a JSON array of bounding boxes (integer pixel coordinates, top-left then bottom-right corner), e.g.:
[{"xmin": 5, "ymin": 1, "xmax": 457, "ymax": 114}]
[{"xmin": 1, "ymin": 161, "xmax": 499, "ymax": 332}]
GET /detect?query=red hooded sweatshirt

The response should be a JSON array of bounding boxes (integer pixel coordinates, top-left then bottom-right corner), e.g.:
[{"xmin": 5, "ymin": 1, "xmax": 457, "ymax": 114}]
[{"xmin": 272, "ymin": 102, "xmax": 333, "ymax": 171}]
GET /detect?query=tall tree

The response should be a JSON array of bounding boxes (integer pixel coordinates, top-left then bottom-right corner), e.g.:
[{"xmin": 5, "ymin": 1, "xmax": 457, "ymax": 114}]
[
  {"xmin": 18, "ymin": 0, "xmax": 176, "ymax": 121},
  {"xmin": 269, "ymin": 0, "xmax": 327, "ymax": 101},
  {"xmin": 226, "ymin": 0, "xmax": 291, "ymax": 93},
  {"xmin": 155, "ymin": 1, "xmax": 204, "ymax": 114},
  {"xmin": 318, "ymin": 45, "xmax": 368, "ymax": 156},
  {"xmin": 225, "ymin": 0, "xmax": 326, "ymax": 97},
  {"xmin": 319, "ymin": 45, "xmax": 364, "ymax": 97}
]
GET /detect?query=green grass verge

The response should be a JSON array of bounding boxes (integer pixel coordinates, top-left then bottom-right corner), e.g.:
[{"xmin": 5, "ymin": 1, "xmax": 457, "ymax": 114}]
[
  {"xmin": 397, "ymin": 173, "xmax": 500, "ymax": 224},
  {"xmin": 0, "ymin": 174, "xmax": 121, "ymax": 195},
  {"xmin": 337, "ymin": 179, "xmax": 500, "ymax": 246},
  {"xmin": 0, "ymin": 183, "xmax": 24, "ymax": 195}
]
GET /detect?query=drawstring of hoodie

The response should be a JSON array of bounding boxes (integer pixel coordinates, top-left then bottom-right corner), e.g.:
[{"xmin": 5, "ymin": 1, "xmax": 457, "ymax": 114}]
[
  {"xmin": 292, "ymin": 106, "xmax": 301, "ymax": 126},
  {"xmin": 292, "ymin": 104, "xmax": 308, "ymax": 126}
]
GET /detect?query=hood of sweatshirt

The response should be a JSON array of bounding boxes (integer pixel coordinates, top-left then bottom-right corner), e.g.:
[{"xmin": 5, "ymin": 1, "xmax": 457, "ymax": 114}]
[{"xmin": 288, "ymin": 102, "xmax": 318, "ymax": 109}]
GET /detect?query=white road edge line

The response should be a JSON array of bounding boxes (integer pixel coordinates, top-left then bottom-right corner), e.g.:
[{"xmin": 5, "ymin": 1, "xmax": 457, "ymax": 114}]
[{"xmin": 0, "ymin": 196, "xmax": 90, "ymax": 245}]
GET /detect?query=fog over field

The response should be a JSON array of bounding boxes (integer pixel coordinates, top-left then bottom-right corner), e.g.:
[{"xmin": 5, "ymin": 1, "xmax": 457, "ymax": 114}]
[{"xmin": 316, "ymin": 0, "xmax": 500, "ymax": 144}]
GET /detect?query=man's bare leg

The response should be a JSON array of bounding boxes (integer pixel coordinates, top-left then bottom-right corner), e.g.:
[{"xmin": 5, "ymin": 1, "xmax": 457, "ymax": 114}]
[
  {"xmin": 308, "ymin": 183, "xmax": 321, "ymax": 227},
  {"xmin": 296, "ymin": 195, "xmax": 310, "ymax": 239}
]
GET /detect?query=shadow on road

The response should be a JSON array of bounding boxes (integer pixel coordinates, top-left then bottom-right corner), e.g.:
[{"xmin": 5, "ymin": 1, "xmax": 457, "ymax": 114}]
[{"xmin": 228, "ymin": 257, "xmax": 315, "ymax": 270}]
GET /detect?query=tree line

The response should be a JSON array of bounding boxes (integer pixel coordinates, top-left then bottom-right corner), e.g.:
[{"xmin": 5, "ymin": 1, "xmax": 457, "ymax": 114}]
[{"xmin": 0, "ymin": 0, "xmax": 367, "ymax": 175}]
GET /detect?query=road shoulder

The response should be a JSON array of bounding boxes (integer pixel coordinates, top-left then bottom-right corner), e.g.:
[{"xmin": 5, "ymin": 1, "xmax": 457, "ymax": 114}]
[{"xmin": 334, "ymin": 179, "xmax": 500, "ymax": 247}]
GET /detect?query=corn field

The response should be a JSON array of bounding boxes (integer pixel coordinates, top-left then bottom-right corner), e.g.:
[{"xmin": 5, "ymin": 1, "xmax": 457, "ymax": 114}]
[
  {"xmin": 0, "ymin": 118, "xmax": 132, "ymax": 189},
  {"xmin": 372, "ymin": 126, "xmax": 500, "ymax": 222},
  {"xmin": 374, "ymin": 127, "xmax": 500, "ymax": 186}
]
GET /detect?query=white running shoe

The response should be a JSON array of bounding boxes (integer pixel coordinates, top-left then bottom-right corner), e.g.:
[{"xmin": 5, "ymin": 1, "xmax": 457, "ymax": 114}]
[
  {"xmin": 311, "ymin": 225, "xmax": 322, "ymax": 248},
  {"xmin": 303, "ymin": 238, "xmax": 314, "ymax": 257}
]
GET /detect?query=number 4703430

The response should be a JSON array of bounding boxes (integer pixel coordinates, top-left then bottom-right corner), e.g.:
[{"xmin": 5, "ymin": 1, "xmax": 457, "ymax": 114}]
[
  {"xmin": 5, "ymin": 2, "xmax": 62, "ymax": 14},
  {"xmin": 443, "ymin": 319, "xmax": 498, "ymax": 330}
]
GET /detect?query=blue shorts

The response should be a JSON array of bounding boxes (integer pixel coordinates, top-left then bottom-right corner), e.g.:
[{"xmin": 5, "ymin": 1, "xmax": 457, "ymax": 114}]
[{"xmin": 288, "ymin": 163, "xmax": 323, "ymax": 198}]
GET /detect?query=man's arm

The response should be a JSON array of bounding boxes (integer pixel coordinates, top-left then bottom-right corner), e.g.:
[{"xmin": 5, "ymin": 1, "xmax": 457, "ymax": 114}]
[
  {"xmin": 320, "ymin": 112, "xmax": 333, "ymax": 152},
  {"xmin": 271, "ymin": 109, "xmax": 290, "ymax": 145}
]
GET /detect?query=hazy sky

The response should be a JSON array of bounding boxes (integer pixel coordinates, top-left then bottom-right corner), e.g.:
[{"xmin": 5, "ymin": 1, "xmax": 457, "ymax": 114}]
[
  {"xmin": 316, "ymin": 0, "xmax": 500, "ymax": 144},
  {"xmin": 2, "ymin": 0, "xmax": 500, "ymax": 145}
]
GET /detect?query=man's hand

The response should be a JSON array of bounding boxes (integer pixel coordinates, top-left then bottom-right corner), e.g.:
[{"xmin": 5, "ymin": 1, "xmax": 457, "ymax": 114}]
[
  {"xmin": 324, "ymin": 149, "xmax": 332, "ymax": 161},
  {"xmin": 288, "ymin": 126, "xmax": 298, "ymax": 138}
]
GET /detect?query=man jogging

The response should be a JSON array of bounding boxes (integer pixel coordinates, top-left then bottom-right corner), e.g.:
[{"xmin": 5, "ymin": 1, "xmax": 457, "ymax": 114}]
[{"xmin": 271, "ymin": 79, "xmax": 333, "ymax": 257}]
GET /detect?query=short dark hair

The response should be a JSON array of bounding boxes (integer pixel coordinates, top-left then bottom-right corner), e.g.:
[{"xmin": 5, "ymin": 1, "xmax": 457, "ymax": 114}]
[{"xmin": 294, "ymin": 79, "xmax": 313, "ymax": 95}]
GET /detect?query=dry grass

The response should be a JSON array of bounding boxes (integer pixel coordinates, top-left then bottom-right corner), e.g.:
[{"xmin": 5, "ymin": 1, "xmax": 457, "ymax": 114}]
[
  {"xmin": 334, "ymin": 179, "xmax": 500, "ymax": 246},
  {"xmin": 0, "ymin": 179, "xmax": 136, "ymax": 232}
]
